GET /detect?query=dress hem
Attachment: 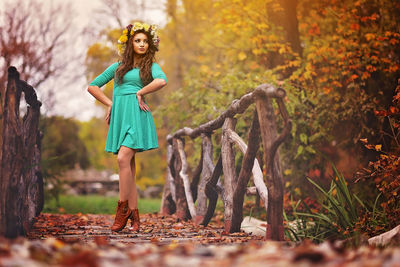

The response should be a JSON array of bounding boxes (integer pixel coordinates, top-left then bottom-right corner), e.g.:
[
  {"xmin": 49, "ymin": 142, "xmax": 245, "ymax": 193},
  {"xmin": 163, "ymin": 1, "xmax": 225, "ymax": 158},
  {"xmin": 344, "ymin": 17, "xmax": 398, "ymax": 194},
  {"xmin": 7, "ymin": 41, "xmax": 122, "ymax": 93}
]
[{"xmin": 105, "ymin": 145, "xmax": 159, "ymax": 155}]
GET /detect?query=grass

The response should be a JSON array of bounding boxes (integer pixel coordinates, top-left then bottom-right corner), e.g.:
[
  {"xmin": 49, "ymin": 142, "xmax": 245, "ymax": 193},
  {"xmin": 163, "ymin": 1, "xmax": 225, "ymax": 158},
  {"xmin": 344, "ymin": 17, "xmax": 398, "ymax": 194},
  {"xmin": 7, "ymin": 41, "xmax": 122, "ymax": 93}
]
[{"xmin": 43, "ymin": 194, "xmax": 161, "ymax": 214}]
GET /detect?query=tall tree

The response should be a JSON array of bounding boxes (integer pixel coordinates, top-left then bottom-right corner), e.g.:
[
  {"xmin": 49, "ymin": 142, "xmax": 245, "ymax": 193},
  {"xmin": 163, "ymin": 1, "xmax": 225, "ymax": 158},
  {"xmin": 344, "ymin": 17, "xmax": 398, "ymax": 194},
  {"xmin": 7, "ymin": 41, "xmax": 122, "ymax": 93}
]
[
  {"xmin": 0, "ymin": 0, "xmax": 75, "ymax": 161},
  {"xmin": 0, "ymin": 0, "xmax": 74, "ymax": 93}
]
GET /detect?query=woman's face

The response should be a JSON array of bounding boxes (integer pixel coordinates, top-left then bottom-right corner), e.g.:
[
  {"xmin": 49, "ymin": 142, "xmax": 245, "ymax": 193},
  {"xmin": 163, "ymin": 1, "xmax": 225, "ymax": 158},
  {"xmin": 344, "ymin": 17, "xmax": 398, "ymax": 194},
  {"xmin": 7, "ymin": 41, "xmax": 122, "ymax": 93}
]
[{"xmin": 132, "ymin": 32, "xmax": 149, "ymax": 55}]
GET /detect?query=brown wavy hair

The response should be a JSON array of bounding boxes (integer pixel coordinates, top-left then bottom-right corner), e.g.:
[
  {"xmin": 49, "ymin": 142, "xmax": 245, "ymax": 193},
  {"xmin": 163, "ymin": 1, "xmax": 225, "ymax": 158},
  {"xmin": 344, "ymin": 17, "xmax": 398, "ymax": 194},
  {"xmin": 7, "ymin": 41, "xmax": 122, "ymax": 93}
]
[{"xmin": 115, "ymin": 29, "xmax": 158, "ymax": 86}]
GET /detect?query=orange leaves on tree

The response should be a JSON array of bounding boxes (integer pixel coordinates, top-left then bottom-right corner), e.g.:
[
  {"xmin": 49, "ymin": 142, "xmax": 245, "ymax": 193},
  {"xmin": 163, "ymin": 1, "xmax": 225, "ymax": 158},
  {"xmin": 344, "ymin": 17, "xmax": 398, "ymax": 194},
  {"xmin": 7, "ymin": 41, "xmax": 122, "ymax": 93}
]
[
  {"xmin": 350, "ymin": 23, "xmax": 360, "ymax": 31},
  {"xmin": 238, "ymin": 52, "xmax": 247, "ymax": 61},
  {"xmin": 307, "ymin": 23, "xmax": 321, "ymax": 36},
  {"xmin": 356, "ymin": 80, "xmax": 400, "ymax": 235},
  {"xmin": 364, "ymin": 33, "xmax": 376, "ymax": 41}
]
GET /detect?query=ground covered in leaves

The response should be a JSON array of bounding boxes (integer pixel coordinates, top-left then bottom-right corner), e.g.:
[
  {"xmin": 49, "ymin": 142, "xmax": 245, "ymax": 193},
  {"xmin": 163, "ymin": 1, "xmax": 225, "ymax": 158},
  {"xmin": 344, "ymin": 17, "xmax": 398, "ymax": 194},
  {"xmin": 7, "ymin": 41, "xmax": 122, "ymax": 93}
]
[{"xmin": 0, "ymin": 213, "xmax": 399, "ymax": 266}]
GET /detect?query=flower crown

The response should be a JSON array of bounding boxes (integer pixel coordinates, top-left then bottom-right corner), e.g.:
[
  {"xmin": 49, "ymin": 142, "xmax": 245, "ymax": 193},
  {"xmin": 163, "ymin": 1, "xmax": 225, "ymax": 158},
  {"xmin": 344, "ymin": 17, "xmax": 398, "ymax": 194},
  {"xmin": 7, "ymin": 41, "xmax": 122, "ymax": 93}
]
[{"xmin": 117, "ymin": 22, "xmax": 160, "ymax": 56}]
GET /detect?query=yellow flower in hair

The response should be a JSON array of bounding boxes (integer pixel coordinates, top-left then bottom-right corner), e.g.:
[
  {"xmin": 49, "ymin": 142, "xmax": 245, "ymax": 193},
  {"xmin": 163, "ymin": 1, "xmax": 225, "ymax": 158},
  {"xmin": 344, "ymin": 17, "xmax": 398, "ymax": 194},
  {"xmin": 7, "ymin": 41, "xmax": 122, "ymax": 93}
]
[
  {"xmin": 117, "ymin": 43, "xmax": 125, "ymax": 56},
  {"xmin": 134, "ymin": 22, "xmax": 143, "ymax": 29},
  {"xmin": 119, "ymin": 34, "xmax": 128, "ymax": 43},
  {"xmin": 143, "ymin": 23, "xmax": 150, "ymax": 31},
  {"xmin": 122, "ymin": 29, "xmax": 128, "ymax": 35}
]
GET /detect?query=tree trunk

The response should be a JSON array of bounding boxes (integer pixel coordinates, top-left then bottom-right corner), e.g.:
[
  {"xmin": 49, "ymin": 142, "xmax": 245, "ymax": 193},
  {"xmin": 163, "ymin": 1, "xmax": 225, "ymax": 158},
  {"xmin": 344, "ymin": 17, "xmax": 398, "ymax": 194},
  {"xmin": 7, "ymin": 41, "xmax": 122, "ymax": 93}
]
[
  {"xmin": 278, "ymin": 0, "xmax": 302, "ymax": 56},
  {"xmin": 0, "ymin": 67, "xmax": 43, "ymax": 238}
]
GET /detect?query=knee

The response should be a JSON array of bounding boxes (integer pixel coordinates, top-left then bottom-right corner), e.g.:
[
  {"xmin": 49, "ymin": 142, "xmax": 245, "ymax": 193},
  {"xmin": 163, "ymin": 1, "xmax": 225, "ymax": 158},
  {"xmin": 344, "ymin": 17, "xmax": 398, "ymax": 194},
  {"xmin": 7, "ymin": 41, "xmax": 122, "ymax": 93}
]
[{"xmin": 117, "ymin": 153, "xmax": 131, "ymax": 168}]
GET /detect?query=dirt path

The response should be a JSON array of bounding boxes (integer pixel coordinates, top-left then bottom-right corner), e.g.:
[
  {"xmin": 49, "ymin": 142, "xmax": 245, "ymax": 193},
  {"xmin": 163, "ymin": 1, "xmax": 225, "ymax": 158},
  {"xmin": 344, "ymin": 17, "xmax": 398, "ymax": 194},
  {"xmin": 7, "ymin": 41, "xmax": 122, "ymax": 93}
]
[
  {"xmin": 27, "ymin": 213, "xmax": 263, "ymax": 244},
  {"xmin": 0, "ymin": 213, "xmax": 398, "ymax": 266}
]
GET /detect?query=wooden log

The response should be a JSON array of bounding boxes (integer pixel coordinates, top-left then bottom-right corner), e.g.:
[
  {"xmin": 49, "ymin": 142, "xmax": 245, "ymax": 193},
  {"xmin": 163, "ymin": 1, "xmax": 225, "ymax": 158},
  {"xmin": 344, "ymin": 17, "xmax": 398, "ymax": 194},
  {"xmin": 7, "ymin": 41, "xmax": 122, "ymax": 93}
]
[
  {"xmin": 0, "ymin": 67, "xmax": 23, "ymax": 237},
  {"xmin": 167, "ymin": 84, "xmax": 285, "ymax": 142},
  {"xmin": 0, "ymin": 67, "xmax": 42, "ymax": 237},
  {"xmin": 190, "ymin": 147, "xmax": 203, "ymax": 203},
  {"xmin": 160, "ymin": 185, "xmax": 176, "ymax": 215},
  {"xmin": 230, "ymin": 110, "xmax": 261, "ymax": 232},
  {"xmin": 161, "ymin": 141, "xmax": 177, "ymax": 215},
  {"xmin": 160, "ymin": 143, "xmax": 176, "ymax": 215},
  {"xmin": 246, "ymin": 187, "xmax": 257, "ymax": 195},
  {"xmin": 176, "ymin": 138, "xmax": 196, "ymax": 218},
  {"xmin": 167, "ymin": 141, "xmax": 176, "ymax": 202},
  {"xmin": 194, "ymin": 133, "xmax": 214, "ymax": 224},
  {"xmin": 256, "ymin": 94, "xmax": 285, "ymax": 241},
  {"xmin": 23, "ymin": 106, "xmax": 43, "ymax": 223},
  {"xmin": 202, "ymin": 155, "xmax": 222, "ymax": 226},
  {"xmin": 172, "ymin": 138, "xmax": 191, "ymax": 220},
  {"xmin": 226, "ymin": 129, "xmax": 269, "ymax": 209},
  {"xmin": 221, "ymin": 117, "xmax": 237, "ymax": 232},
  {"xmin": 30, "ymin": 131, "xmax": 44, "ymax": 217}
]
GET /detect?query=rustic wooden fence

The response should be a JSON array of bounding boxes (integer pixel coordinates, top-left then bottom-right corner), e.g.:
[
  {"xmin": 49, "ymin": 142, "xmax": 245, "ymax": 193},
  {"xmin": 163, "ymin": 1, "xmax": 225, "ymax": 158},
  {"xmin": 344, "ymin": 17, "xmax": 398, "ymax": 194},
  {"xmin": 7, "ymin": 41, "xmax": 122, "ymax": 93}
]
[
  {"xmin": 160, "ymin": 84, "xmax": 291, "ymax": 240},
  {"xmin": 0, "ymin": 67, "xmax": 43, "ymax": 238}
]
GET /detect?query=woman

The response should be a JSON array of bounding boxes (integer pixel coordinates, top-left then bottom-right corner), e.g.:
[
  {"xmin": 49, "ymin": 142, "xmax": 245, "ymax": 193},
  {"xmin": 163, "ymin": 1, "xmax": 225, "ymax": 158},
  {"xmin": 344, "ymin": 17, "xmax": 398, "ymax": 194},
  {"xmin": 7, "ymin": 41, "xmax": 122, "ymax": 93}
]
[{"xmin": 87, "ymin": 22, "xmax": 167, "ymax": 232}]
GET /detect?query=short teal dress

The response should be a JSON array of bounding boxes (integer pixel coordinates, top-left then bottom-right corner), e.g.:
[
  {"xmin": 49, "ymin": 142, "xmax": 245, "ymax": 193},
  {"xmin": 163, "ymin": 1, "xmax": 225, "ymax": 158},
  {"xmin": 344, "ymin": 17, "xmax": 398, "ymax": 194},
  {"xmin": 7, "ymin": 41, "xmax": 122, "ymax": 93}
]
[{"xmin": 89, "ymin": 62, "xmax": 167, "ymax": 154}]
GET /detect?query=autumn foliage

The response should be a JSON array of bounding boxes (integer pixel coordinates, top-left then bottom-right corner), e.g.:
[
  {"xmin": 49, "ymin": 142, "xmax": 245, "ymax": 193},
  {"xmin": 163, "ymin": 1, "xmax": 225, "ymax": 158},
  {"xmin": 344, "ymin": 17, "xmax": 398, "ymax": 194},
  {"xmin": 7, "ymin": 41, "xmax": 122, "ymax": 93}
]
[
  {"xmin": 355, "ymin": 79, "xmax": 400, "ymax": 236},
  {"xmin": 155, "ymin": 0, "xmax": 400, "ymax": 241}
]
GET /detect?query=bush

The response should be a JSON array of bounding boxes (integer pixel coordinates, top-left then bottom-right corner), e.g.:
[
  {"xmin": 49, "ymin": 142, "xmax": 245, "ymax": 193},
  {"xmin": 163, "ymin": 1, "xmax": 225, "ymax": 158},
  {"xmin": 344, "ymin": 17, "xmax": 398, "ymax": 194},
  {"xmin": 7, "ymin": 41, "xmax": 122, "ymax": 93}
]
[{"xmin": 286, "ymin": 164, "xmax": 366, "ymax": 243}]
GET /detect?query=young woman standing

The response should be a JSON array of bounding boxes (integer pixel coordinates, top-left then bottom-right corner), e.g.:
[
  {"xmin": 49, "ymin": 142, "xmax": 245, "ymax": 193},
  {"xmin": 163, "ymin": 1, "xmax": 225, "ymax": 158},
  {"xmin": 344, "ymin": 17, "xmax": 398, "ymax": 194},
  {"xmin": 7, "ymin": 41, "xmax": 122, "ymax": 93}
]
[{"xmin": 87, "ymin": 22, "xmax": 167, "ymax": 232}]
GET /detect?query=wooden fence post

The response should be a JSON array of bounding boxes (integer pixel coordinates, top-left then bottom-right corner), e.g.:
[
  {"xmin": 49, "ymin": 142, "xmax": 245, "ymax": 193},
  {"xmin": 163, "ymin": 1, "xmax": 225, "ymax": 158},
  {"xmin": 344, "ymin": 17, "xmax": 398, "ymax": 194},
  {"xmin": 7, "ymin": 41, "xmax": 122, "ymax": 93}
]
[
  {"xmin": 202, "ymin": 155, "xmax": 223, "ymax": 226},
  {"xmin": 160, "ymin": 141, "xmax": 176, "ymax": 215},
  {"xmin": 176, "ymin": 138, "xmax": 197, "ymax": 218},
  {"xmin": 256, "ymin": 94, "xmax": 284, "ymax": 240},
  {"xmin": 230, "ymin": 110, "xmax": 260, "ymax": 232},
  {"xmin": 0, "ymin": 67, "xmax": 43, "ymax": 237},
  {"xmin": 172, "ymin": 138, "xmax": 191, "ymax": 220},
  {"xmin": 194, "ymin": 133, "xmax": 214, "ymax": 224},
  {"xmin": 221, "ymin": 117, "xmax": 237, "ymax": 232}
]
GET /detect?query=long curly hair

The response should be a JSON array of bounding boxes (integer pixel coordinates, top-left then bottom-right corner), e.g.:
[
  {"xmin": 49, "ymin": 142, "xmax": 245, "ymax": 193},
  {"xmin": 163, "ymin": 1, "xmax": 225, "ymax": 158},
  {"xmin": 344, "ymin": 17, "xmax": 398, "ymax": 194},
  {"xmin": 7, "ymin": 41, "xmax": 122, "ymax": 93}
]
[{"xmin": 115, "ymin": 29, "xmax": 157, "ymax": 86}]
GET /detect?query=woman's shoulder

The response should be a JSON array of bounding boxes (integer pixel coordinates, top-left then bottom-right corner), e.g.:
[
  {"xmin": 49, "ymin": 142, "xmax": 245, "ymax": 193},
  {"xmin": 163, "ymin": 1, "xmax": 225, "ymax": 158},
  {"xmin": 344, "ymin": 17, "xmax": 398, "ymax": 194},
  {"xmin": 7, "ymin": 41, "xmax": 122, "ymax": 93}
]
[
  {"xmin": 102, "ymin": 62, "xmax": 120, "ymax": 72},
  {"xmin": 111, "ymin": 62, "xmax": 121, "ymax": 68},
  {"xmin": 151, "ymin": 62, "xmax": 164, "ymax": 71}
]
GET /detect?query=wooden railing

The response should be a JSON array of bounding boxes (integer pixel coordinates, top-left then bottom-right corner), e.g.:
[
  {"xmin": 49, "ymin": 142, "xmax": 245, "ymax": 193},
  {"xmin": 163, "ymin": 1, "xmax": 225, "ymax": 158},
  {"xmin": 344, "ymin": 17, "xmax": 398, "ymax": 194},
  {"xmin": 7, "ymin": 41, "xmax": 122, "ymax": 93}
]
[
  {"xmin": 160, "ymin": 84, "xmax": 291, "ymax": 240},
  {"xmin": 0, "ymin": 67, "xmax": 43, "ymax": 238}
]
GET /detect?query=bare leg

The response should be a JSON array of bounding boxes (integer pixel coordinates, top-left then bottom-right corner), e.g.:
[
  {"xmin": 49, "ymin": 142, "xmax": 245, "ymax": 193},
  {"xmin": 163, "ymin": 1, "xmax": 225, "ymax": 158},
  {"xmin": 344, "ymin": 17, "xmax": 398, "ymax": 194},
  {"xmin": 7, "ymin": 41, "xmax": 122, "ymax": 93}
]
[
  {"xmin": 128, "ymin": 156, "xmax": 138, "ymax": 210},
  {"xmin": 117, "ymin": 146, "xmax": 136, "ymax": 201}
]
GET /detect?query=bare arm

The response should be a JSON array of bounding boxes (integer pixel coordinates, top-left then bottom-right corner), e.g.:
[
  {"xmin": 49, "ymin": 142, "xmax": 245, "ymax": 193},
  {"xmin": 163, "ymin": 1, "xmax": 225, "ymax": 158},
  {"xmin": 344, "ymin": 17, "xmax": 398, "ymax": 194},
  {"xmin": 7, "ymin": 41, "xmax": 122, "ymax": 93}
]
[
  {"xmin": 137, "ymin": 78, "xmax": 167, "ymax": 97},
  {"xmin": 87, "ymin": 85, "xmax": 112, "ymax": 107},
  {"xmin": 136, "ymin": 78, "xmax": 167, "ymax": 112},
  {"xmin": 87, "ymin": 85, "xmax": 113, "ymax": 124}
]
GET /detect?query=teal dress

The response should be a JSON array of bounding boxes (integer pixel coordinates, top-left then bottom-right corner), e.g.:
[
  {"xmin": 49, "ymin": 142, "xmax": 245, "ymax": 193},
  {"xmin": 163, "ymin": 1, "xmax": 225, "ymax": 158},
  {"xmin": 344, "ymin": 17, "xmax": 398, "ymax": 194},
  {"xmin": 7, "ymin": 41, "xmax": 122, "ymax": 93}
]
[{"xmin": 89, "ymin": 62, "xmax": 167, "ymax": 154}]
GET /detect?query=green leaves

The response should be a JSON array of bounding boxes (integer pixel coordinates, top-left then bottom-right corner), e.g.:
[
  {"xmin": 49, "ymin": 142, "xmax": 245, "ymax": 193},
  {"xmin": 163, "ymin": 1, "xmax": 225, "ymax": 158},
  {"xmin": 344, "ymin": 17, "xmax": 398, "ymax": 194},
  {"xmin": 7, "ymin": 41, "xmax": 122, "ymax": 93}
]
[{"xmin": 287, "ymin": 164, "xmax": 366, "ymax": 243}]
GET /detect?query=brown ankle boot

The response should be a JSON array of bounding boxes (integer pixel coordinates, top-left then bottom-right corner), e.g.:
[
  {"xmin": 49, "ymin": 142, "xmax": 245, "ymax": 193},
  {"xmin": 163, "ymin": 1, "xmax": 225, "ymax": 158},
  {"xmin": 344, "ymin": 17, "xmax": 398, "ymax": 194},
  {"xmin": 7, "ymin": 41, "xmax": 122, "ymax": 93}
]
[
  {"xmin": 111, "ymin": 200, "xmax": 132, "ymax": 232},
  {"xmin": 130, "ymin": 208, "xmax": 140, "ymax": 232}
]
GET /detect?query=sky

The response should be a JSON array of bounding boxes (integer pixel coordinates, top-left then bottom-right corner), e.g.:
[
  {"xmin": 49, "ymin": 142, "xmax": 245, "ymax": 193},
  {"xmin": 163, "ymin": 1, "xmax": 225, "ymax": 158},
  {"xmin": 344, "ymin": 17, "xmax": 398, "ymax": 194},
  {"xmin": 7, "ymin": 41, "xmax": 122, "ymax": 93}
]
[{"xmin": 34, "ymin": 0, "xmax": 167, "ymax": 121}]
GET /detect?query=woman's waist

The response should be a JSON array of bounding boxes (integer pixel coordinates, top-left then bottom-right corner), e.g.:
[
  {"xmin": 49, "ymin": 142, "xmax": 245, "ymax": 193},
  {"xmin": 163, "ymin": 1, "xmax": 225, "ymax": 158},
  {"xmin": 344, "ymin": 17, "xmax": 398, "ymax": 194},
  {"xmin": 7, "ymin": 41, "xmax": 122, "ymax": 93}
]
[{"xmin": 113, "ymin": 87, "xmax": 141, "ymax": 96}]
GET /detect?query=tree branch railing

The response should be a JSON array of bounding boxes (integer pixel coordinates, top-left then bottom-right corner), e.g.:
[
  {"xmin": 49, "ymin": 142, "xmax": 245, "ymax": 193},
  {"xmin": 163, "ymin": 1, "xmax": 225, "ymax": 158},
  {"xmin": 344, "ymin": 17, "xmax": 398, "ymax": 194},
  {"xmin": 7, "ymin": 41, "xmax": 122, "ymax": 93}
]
[
  {"xmin": 160, "ymin": 83, "xmax": 291, "ymax": 241},
  {"xmin": 0, "ymin": 67, "xmax": 43, "ymax": 238}
]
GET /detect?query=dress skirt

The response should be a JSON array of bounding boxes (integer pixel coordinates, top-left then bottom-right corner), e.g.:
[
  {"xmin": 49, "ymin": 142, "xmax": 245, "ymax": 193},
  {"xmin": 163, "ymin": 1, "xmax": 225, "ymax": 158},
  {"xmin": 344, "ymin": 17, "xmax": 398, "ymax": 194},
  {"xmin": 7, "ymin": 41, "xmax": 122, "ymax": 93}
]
[{"xmin": 105, "ymin": 93, "xmax": 158, "ymax": 154}]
